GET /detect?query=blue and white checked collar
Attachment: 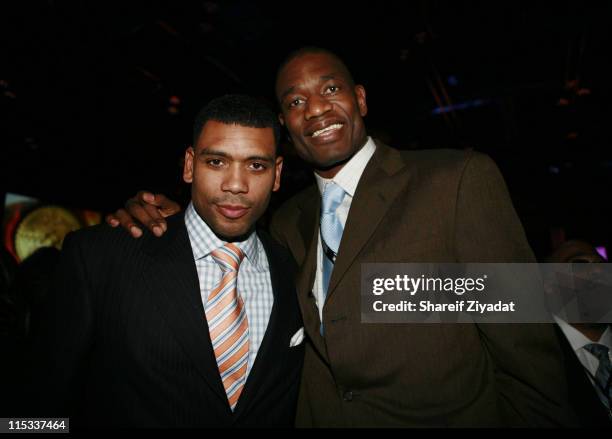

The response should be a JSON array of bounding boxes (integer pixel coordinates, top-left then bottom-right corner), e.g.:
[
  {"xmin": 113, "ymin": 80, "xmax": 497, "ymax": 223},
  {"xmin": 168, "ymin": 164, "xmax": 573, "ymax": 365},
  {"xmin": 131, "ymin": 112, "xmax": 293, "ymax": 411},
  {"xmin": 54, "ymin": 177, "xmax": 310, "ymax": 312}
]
[{"xmin": 184, "ymin": 202, "xmax": 262, "ymax": 271}]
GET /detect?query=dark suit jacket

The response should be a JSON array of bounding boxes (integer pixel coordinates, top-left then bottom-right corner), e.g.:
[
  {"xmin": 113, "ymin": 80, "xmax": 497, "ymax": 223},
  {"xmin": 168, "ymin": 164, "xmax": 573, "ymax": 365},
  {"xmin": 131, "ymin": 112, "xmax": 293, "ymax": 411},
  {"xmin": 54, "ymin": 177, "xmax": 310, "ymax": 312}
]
[
  {"xmin": 554, "ymin": 326, "xmax": 611, "ymax": 427},
  {"xmin": 25, "ymin": 213, "xmax": 303, "ymax": 428},
  {"xmin": 270, "ymin": 141, "xmax": 577, "ymax": 427}
]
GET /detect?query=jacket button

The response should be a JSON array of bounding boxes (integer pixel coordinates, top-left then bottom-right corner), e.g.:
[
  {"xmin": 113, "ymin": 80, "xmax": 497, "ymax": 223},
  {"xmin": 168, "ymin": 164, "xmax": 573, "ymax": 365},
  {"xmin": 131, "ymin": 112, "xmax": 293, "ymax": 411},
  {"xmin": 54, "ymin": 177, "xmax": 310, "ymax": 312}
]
[{"xmin": 343, "ymin": 391, "xmax": 353, "ymax": 402}]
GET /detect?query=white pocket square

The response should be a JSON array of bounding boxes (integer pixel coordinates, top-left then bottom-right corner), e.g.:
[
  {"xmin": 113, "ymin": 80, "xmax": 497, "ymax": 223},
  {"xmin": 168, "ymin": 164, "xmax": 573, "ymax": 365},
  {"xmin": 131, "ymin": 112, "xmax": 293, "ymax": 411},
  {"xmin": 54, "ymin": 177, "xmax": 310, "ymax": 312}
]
[{"xmin": 289, "ymin": 327, "xmax": 305, "ymax": 347}]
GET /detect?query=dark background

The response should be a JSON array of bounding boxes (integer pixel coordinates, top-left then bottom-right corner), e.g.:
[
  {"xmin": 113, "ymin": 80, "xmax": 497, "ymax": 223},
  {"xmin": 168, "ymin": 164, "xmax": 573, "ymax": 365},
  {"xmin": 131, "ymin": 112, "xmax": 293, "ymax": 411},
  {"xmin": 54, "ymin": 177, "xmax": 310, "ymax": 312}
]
[{"xmin": 2, "ymin": 0, "xmax": 611, "ymax": 259}]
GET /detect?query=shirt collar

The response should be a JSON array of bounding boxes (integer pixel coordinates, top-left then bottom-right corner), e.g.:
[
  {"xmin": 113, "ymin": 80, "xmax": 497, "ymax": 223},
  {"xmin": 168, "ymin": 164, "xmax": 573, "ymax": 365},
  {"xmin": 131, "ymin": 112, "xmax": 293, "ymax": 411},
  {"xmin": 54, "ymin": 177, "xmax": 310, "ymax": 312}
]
[
  {"xmin": 598, "ymin": 325, "xmax": 612, "ymax": 350},
  {"xmin": 315, "ymin": 136, "xmax": 377, "ymax": 197},
  {"xmin": 184, "ymin": 202, "xmax": 261, "ymax": 270},
  {"xmin": 554, "ymin": 316, "xmax": 612, "ymax": 352}
]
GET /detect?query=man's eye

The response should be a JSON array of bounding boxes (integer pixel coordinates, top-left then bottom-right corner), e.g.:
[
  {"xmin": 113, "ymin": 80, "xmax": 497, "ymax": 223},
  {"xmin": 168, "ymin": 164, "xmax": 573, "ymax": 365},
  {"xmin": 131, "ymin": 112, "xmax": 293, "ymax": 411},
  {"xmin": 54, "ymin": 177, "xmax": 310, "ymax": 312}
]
[
  {"xmin": 288, "ymin": 98, "xmax": 303, "ymax": 108},
  {"xmin": 207, "ymin": 159, "xmax": 224, "ymax": 167},
  {"xmin": 324, "ymin": 85, "xmax": 339, "ymax": 94},
  {"xmin": 249, "ymin": 162, "xmax": 267, "ymax": 171}
]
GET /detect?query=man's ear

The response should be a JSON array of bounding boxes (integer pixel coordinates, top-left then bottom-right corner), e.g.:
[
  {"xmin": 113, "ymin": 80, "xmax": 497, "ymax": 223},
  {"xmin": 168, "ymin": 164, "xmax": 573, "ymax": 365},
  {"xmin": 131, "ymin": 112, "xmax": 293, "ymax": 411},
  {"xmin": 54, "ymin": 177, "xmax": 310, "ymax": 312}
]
[
  {"xmin": 183, "ymin": 146, "xmax": 195, "ymax": 183},
  {"xmin": 273, "ymin": 156, "xmax": 283, "ymax": 192},
  {"xmin": 278, "ymin": 113, "xmax": 285, "ymax": 126},
  {"xmin": 355, "ymin": 85, "xmax": 368, "ymax": 117}
]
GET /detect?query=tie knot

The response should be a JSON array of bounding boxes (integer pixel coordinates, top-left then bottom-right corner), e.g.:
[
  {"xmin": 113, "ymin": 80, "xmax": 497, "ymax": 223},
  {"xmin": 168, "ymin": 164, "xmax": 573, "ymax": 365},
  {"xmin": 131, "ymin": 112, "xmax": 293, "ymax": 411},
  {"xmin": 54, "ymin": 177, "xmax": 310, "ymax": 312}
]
[
  {"xmin": 211, "ymin": 243, "xmax": 245, "ymax": 272},
  {"xmin": 322, "ymin": 182, "xmax": 346, "ymax": 215},
  {"xmin": 585, "ymin": 343, "xmax": 610, "ymax": 360}
]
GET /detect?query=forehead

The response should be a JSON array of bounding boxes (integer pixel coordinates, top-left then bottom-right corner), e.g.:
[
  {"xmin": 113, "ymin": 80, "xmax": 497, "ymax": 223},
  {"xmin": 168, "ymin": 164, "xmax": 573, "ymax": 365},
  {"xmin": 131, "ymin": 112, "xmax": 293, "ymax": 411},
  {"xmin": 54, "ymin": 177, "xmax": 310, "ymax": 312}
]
[
  {"xmin": 276, "ymin": 53, "xmax": 351, "ymax": 96},
  {"xmin": 196, "ymin": 121, "xmax": 275, "ymax": 155}
]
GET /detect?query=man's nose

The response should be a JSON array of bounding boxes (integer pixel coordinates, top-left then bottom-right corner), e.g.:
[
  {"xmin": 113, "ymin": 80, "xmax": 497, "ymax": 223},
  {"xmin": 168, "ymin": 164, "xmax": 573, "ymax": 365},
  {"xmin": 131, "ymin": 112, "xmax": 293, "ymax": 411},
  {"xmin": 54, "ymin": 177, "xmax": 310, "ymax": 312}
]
[
  {"xmin": 221, "ymin": 165, "xmax": 248, "ymax": 194},
  {"xmin": 305, "ymin": 95, "xmax": 332, "ymax": 120}
]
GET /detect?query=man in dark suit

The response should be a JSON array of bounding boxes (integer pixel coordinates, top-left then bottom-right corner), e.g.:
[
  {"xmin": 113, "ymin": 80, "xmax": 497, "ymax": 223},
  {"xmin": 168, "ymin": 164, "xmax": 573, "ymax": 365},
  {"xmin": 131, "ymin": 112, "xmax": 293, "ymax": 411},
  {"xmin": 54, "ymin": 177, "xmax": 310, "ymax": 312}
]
[
  {"xmin": 555, "ymin": 325, "xmax": 612, "ymax": 426},
  {"xmin": 547, "ymin": 240, "xmax": 611, "ymax": 426},
  {"xmin": 24, "ymin": 95, "xmax": 304, "ymax": 428},
  {"xmin": 108, "ymin": 48, "xmax": 577, "ymax": 427}
]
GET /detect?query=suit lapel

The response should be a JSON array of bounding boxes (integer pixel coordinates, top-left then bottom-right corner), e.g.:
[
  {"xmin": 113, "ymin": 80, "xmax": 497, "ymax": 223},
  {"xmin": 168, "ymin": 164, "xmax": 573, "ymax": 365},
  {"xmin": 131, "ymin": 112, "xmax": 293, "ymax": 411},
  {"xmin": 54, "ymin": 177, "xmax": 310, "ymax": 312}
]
[
  {"xmin": 287, "ymin": 144, "xmax": 413, "ymax": 356},
  {"xmin": 293, "ymin": 189, "xmax": 332, "ymax": 358},
  {"xmin": 295, "ymin": 186, "xmax": 320, "ymax": 269},
  {"xmin": 554, "ymin": 325, "xmax": 611, "ymax": 424},
  {"xmin": 232, "ymin": 232, "xmax": 282, "ymax": 418},
  {"xmin": 296, "ymin": 192, "xmax": 320, "ymax": 304},
  {"xmin": 326, "ymin": 142, "xmax": 413, "ymax": 301},
  {"xmin": 141, "ymin": 214, "xmax": 228, "ymax": 406}
]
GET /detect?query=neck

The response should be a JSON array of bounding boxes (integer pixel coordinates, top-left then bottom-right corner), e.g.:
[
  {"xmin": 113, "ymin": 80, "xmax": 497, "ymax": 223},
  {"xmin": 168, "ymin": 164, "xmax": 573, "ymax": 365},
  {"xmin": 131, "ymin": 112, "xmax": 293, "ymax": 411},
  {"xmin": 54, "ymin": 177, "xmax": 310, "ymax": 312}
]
[
  {"xmin": 314, "ymin": 159, "xmax": 350, "ymax": 179},
  {"xmin": 313, "ymin": 135, "xmax": 368, "ymax": 179},
  {"xmin": 571, "ymin": 323, "xmax": 608, "ymax": 342}
]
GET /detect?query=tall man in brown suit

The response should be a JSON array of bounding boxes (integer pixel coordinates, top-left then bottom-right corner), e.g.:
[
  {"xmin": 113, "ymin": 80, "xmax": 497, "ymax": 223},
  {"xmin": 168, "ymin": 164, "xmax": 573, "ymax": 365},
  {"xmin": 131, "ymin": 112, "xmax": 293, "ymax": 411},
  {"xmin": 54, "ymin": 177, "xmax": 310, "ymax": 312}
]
[{"xmin": 109, "ymin": 47, "xmax": 577, "ymax": 427}]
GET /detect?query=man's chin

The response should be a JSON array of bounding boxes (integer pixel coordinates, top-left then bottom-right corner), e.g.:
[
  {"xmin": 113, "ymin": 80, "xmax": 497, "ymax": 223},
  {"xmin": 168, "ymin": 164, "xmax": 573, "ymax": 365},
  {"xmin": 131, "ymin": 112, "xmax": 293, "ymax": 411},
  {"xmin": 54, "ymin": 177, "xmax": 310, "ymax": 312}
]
[
  {"xmin": 312, "ymin": 152, "xmax": 354, "ymax": 172},
  {"xmin": 211, "ymin": 223, "xmax": 254, "ymax": 243}
]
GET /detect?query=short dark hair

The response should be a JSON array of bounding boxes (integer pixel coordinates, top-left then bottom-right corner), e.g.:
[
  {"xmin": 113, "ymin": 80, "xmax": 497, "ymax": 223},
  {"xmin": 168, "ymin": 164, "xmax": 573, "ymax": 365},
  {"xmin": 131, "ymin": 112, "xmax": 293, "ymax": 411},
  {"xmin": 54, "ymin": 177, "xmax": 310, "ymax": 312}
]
[
  {"xmin": 193, "ymin": 94, "xmax": 281, "ymax": 151},
  {"xmin": 275, "ymin": 46, "xmax": 356, "ymax": 96}
]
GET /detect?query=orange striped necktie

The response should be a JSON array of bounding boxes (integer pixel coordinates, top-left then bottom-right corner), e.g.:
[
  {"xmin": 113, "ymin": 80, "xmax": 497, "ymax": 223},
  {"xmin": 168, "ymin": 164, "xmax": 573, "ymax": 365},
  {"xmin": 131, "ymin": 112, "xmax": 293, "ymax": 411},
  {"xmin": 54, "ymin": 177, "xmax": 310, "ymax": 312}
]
[{"xmin": 206, "ymin": 243, "xmax": 249, "ymax": 411}]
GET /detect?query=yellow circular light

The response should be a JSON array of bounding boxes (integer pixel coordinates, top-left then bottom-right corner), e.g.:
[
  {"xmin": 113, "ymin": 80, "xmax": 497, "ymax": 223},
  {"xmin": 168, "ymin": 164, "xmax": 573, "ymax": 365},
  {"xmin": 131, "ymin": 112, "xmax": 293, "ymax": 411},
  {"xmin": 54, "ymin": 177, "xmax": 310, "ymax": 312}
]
[{"xmin": 15, "ymin": 206, "xmax": 81, "ymax": 261}]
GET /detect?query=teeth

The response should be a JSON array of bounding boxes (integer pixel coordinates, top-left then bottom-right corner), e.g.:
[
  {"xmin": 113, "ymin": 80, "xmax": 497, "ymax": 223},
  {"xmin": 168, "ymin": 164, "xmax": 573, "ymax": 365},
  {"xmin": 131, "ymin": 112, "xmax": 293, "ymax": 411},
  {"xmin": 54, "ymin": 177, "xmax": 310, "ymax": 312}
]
[{"xmin": 312, "ymin": 123, "xmax": 343, "ymax": 137}]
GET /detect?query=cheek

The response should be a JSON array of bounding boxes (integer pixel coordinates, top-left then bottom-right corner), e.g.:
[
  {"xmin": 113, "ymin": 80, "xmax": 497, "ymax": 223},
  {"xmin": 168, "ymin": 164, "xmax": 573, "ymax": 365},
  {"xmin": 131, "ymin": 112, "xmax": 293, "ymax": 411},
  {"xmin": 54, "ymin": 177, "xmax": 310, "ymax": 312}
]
[
  {"xmin": 193, "ymin": 171, "xmax": 220, "ymax": 199},
  {"xmin": 349, "ymin": 110, "xmax": 365, "ymax": 134},
  {"xmin": 286, "ymin": 116, "xmax": 302, "ymax": 137},
  {"xmin": 250, "ymin": 176, "xmax": 275, "ymax": 207}
]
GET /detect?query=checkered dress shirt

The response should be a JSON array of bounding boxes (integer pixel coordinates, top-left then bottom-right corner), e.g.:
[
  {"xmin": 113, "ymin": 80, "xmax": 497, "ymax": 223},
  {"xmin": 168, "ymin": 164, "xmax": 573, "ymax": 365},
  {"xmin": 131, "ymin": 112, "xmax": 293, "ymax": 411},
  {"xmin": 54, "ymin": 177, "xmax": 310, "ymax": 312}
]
[{"xmin": 184, "ymin": 202, "xmax": 274, "ymax": 376}]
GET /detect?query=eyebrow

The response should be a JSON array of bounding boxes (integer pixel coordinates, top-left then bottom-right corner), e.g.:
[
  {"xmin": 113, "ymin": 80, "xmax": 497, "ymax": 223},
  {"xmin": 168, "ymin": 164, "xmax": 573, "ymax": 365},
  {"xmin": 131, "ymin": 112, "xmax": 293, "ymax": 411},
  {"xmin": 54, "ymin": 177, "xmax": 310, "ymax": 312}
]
[
  {"xmin": 279, "ymin": 86, "xmax": 295, "ymax": 101},
  {"xmin": 199, "ymin": 149, "xmax": 229, "ymax": 158},
  {"xmin": 279, "ymin": 73, "xmax": 341, "ymax": 100},
  {"xmin": 199, "ymin": 149, "xmax": 275, "ymax": 163},
  {"xmin": 245, "ymin": 155, "xmax": 275, "ymax": 163}
]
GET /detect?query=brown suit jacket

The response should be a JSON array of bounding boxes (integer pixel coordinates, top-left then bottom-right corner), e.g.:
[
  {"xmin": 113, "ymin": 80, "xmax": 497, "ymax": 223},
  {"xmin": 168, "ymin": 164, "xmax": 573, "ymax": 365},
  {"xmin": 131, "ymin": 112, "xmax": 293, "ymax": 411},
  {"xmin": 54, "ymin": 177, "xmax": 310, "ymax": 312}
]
[{"xmin": 271, "ymin": 141, "xmax": 577, "ymax": 427}]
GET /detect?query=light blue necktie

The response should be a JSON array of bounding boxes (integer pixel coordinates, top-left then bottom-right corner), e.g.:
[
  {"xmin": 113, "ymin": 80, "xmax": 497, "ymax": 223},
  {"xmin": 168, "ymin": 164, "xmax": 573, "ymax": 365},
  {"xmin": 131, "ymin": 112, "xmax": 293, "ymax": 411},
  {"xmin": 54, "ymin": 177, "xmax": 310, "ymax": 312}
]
[
  {"xmin": 320, "ymin": 182, "xmax": 346, "ymax": 335},
  {"xmin": 584, "ymin": 343, "xmax": 612, "ymax": 413}
]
